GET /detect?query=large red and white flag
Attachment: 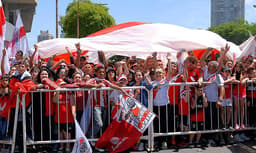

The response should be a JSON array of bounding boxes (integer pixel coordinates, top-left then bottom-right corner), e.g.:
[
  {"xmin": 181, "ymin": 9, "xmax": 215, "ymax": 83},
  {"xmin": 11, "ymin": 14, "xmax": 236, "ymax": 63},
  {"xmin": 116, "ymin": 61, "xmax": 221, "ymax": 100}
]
[
  {"xmin": 0, "ymin": 0, "xmax": 9, "ymax": 74},
  {"xmin": 95, "ymin": 95, "xmax": 155, "ymax": 153},
  {"xmin": 8, "ymin": 10, "xmax": 29, "ymax": 59}
]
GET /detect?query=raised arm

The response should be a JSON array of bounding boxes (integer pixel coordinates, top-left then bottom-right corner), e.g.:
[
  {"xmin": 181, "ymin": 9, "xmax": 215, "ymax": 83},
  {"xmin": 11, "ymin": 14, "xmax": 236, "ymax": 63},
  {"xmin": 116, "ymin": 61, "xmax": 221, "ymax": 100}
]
[
  {"xmin": 200, "ymin": 47, "xmax": 213, "ymax": 68},
  {"xmin": 51, "ymin": 59, "xmax": 65, "ymax": 70},
  {"xmin": 166, "ymin": 52, "xmax": 172, "ymax": 80},
  {"xmin": 65, "ymin": 46, "xmax": 75, "ymax": 64},
  {"xmin": 1, "ymin": 48, "xmax": 6, "ymax": 75},
  {"xmin": 122, "ymin": 60, "xmax": 129, "ymax": 76},
  {"xmin": 75, "ymin": 43, "xmax": 81, "ymax": 68},
  {"xmin": 217, "ymin": 44, "xmax": 230, "ymax": 72},
  {"xmin": 29, "ymin": 44, "xmax": 38, "ymax": 67},
  {"xmin": 98, "ymin": 51, "xmax": 108, "ymax": 68}
]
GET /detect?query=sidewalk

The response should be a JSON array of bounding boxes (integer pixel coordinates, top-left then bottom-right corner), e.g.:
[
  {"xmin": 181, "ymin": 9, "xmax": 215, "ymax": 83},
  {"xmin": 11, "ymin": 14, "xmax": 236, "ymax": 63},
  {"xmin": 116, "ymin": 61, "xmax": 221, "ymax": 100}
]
[{"xmin": 130, "ymin": 141, "xmax": 256, "ymax": 153}]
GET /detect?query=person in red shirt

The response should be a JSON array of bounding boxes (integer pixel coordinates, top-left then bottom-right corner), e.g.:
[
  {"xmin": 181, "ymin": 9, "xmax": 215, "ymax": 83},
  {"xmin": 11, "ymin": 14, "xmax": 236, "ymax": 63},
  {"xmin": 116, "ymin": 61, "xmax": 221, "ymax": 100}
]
[
  {"xmin": 232, "ymin": 62, "xmax": 247, "ymax": 130},
  {"xmin": 189, "ymin": 85, "xmax": 208, "ymax": 146},
  {"xmin": 87, "ymin": 65, "xmax": 127, "ymax": 138},
  {"xmin": 53, "ymin": 79, "xmax": 75, "ymax": 153}
]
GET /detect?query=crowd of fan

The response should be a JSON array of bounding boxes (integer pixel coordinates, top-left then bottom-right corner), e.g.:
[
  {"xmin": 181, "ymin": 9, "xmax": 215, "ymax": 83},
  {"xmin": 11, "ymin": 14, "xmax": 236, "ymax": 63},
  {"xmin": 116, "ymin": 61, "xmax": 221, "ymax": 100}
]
[{"xmin": 1, "ymin": 43, "xmax": 256, "ymax": 152}]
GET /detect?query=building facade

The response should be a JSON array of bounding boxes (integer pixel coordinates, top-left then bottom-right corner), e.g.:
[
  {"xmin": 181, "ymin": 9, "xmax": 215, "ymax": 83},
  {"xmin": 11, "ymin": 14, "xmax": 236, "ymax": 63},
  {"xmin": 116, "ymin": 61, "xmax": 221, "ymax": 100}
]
[
  {"xmin": 2, "ymin": 0, "xmax": 37, "ymax": 33},
  {"xmin": 38, "ymin": 30, "xmax": 54, "ymax": 42},
  {"xmin": 211, "ymin": 0, "xmax": 245, "ymax": 26}
]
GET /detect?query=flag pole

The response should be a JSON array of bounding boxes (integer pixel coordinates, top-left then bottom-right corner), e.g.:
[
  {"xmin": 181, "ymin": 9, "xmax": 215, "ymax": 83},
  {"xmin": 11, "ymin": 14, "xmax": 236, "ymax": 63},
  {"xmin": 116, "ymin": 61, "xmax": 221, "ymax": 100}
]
[{"xmin": 56, "ymin": 0, "xmax": 58, "ymax": 38}]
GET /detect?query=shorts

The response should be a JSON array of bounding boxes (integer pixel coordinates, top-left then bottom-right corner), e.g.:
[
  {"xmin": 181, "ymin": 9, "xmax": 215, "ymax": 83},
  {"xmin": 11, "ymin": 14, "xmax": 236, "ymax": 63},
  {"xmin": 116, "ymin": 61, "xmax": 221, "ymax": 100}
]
[
  {"xmin": 59, "ymin": 122, "xmax": 74, "ymax": 132},
  {"xmin": 179, "ymin": 115, "xmax": 189, "ymax": 127},
  {"xmin": 222, "ymin": 99, "xmax": 232, "ymax": 107},
  {"xmin": 234, "ymin": 95, "xmax": 246, "ymax": 99},
  {"xmin": 191, "ymin": 121, "xmax": 204, "ymax": 131}
]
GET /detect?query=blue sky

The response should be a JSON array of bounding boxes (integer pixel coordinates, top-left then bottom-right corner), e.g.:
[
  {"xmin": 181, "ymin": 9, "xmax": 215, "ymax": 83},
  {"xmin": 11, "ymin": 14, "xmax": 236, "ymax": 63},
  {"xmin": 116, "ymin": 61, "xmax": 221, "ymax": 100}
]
[{"xmin": 27, "ymin": 0, "xmax": 256, "ymax": 48}]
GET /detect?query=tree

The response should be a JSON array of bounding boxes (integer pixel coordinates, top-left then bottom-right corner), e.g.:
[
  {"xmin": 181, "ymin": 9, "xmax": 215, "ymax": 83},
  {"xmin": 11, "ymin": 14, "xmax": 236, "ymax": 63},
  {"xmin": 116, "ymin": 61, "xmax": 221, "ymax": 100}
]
[
  {"xmin": 60, "ymin": 1, "xmax": 115, "ymax": 38},
  {"xmin": 209, "ymin": 19, "xmax": 256, "ymax": 45}
]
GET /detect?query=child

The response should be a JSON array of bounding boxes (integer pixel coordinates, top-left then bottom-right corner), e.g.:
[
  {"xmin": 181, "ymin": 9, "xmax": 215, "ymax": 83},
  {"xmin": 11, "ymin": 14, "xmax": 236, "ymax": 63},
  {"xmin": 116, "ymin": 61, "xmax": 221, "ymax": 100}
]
[
  {"xmin": 189, "ymin": 85, "xmax": 207, "ymax": 147},
  {"xmin": 221, "ymin": 67, "xmax": 234, "ymax": 129}
]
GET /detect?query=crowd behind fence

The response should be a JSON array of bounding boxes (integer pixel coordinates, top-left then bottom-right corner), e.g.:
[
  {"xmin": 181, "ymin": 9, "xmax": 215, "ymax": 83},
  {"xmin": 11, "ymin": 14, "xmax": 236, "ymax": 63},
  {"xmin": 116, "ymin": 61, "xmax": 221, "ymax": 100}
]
[
  {"xmin": 2, "ymin": 39, "xmax": 256, "ymax": 153},
  {"xmin": 1, "ymin": 81, "xmax": 256, "ymax": 153}
]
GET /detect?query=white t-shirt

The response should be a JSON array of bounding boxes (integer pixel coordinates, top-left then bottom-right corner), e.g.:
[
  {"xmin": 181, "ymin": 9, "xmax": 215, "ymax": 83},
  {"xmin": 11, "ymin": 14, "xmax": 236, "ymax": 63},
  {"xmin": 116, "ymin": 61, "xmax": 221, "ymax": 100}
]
[
  {"xmin": 202, "ymin": 66, "xmax": 224, "ymax": 102},
  {"xmin": 152, "ymin": 79, "xmax": 170, "ymax": 106}
]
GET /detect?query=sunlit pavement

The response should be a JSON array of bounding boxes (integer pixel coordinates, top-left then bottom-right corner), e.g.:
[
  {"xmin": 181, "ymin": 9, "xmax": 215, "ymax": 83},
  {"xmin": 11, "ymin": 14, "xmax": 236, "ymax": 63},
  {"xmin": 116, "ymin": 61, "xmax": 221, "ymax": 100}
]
[{"xmin": 129, "ymin": 141, "xmax": 256, "ymax": 153}]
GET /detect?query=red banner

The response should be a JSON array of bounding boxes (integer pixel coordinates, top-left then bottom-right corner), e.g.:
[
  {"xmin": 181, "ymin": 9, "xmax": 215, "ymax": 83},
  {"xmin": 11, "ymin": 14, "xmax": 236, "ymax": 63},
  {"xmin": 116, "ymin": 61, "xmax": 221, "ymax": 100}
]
[{"xmin": 95, "ymin": 95, "xmax": 155, "ymax": 153}]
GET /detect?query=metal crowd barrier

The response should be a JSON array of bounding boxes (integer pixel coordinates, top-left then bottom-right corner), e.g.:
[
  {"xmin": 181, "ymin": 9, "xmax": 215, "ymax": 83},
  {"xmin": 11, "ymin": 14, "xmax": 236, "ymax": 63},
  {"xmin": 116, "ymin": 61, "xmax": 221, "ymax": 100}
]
[
  {"xmin": 0, "ymin": 95, "xmax": 20, "ymax": 153},
  {"xmin": 20, "ymin": 86, "xmax": 151, "ymax": 153},
  {"xmin": 1, "ymin": 81, "xmax": 256, "ymax": 153},
  {"xmin": 153, "ymin": 81, "xmax": 256, "ymax": 138}
]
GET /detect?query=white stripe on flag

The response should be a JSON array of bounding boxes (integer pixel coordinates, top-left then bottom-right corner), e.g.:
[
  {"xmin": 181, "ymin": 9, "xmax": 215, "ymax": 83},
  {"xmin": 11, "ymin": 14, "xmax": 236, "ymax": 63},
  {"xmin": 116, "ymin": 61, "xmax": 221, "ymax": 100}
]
[{"xmin": 72, "ymin": 119, "xmax": 92, "ymax": 153}]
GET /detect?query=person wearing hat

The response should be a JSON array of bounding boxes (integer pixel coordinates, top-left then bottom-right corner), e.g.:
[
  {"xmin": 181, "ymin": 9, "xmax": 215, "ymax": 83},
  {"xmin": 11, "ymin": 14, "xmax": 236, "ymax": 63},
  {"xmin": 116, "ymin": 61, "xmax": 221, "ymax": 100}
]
[
  {"xmin": 87, "ymin": 65, "xmax": 127, "ymax": 138},
  {"xmin": 109, "ymin": 74, "xmax": 132, "ymax": 119}
]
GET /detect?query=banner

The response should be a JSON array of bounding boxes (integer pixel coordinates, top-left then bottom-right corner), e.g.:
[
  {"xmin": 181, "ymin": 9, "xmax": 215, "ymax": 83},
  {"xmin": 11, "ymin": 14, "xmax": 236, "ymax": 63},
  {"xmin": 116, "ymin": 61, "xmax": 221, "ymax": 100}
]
[
  {"xmin": 95, "ymin": 95, "xmax": 155, "ymax": 153},
  {"xmin": 72, "ymin": 120, "xmax": 92, "ymax": 153}
]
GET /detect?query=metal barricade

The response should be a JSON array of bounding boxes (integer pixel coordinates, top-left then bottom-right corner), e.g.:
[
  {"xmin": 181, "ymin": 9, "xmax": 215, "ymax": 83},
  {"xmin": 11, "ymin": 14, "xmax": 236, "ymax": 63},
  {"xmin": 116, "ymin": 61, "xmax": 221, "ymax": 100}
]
[
  {"xmin": 18, "ymin": 86, "xmax": 152, "ymax": 153},
  {"xmin": 2, "ymin": 80, "xmax": 256, "ymax": 153},
  {"xmin": 0, "ymin": 94, "xmax": 21, "ymax": 153},
  {"xmin": 152, "ymin": 81, "xmax": 256, "ymax": 143}
]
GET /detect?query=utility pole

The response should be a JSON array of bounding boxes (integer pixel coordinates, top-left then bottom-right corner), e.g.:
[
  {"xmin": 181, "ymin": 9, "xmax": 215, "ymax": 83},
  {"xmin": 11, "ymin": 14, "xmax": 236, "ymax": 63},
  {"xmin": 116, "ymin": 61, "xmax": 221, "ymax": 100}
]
[
  {"xmin": 56, "ymin": 0, "xmax": 59, "ymax": 38},
  {"xmin": 77, "ymin": 0, "xmax": 80, "ymax": 38}
]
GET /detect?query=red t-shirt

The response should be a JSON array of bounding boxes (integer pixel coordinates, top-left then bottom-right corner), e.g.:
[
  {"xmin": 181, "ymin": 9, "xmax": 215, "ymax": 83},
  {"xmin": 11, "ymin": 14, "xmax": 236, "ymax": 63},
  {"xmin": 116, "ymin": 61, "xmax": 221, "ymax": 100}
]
[
  {"xmin": 75, "ymin": 90, "xmax": 88, "ymax": 111},
  {"xmin": 179, "ymin": 97, "xmax": 190, "ymax": 115},
  {"xmin": 54, "ymin": 92, "xmax": 74, "ymax": 123},
  {"xmin": 168, "ymin": 74, "xmax": 183, "ymax": 105},
  {"xmin": 88, "ymin": 78, "xmax": 110, "ymax": 108},
  {"xmin": 187, "ymin": 68, "xmax": 202, "ymax": 82},
  {"xmin": 0, "ymin": 95, "xmax": 11, "ymax": 119},
  {"xmin": 190, "ymin": 96, "xmax": 205, "ymax": 122},
  {"xmin": 233, "ymin": 84, "xmax": 246, "ymax": 97}
]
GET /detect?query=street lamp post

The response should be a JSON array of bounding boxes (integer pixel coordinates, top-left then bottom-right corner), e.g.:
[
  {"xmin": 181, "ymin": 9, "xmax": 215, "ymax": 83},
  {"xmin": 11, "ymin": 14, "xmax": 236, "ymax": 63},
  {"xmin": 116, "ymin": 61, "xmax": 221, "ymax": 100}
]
[{"xmin": 56, "ymin": 0, "xmax": 59, "ymax": 38}]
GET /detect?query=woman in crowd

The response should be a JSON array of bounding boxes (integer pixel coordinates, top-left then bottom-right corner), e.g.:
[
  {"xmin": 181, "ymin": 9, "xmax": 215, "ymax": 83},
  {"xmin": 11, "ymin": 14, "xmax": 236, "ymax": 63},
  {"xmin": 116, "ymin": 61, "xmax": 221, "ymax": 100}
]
[
  {"xmin": 31, "ymin": 68, "xmax": 57, "ymax": 151},
  {"xmin": 133, "ymin": 70, "xmax": 152, "ymax": 107},
  {"xmin": 30, "ymin": 66, "xmax": 40, "ymax": 83},
  {"xmin": 105, "ymin": 67, "xmax": 117, "ymax": 84},
  {"xmin": 232, "ymin": 62, "xmax": 247, "ymax": 130}
]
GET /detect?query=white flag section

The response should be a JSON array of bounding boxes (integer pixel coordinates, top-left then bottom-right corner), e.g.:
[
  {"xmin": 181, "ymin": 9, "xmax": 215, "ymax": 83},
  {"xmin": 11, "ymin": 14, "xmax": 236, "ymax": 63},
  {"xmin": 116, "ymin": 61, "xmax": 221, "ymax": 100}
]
[
  {"xmin": 238, "ymin": 36, "xmax": 256, "ymax": 59},
  {"xmin": 72, "ymin": 120, "xmax": 92, "ymax": 153},
  {"xmin": 8, "ymin": 10, "xmax": 29, "ymax": 58},
  {"xmin": 37, "ymin": 22, "xmax": 242, "ymax": 60},
  {"xmin": 0, "ymin": 0, "xmax": 9, "ymax": 74},
  {"xmin": 80, "ymin": 94, "xmax": 92, "ymax": 135}
]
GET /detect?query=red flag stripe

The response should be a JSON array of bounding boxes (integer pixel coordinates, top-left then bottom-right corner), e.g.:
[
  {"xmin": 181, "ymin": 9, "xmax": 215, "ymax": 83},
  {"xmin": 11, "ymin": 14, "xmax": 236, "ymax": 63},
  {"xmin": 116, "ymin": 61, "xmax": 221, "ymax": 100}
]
[
  {"xmin": 19, "ymin": 26, "xmax": 26, "ymax": 38},
  {"xmin": 0, "ymin": 4, "xmax": 6, "ymax": 37},
  {"xmin": 86, "ymin": 22, "xmax": 148, "ymax": 38}
]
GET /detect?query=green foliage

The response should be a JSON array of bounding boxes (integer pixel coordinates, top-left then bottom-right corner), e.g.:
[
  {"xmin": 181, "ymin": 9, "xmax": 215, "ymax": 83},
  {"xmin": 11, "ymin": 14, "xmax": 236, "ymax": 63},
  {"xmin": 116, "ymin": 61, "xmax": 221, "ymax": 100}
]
[
  {"xmin": 209, "ymin": 19, "xmax": 256, "ymax": 45},
  {"xmin": 60, "ymin": 0, "xmax": 115, "ymax": 38}
]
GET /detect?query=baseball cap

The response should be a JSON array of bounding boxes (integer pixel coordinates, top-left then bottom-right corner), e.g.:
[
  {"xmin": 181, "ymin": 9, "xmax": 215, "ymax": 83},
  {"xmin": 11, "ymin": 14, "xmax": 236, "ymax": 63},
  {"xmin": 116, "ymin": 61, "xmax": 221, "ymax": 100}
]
[
  {"xmin": 118, "ymin": 74, "xmax": 127, "ymax": 81},
  {"xmin": 56, "ymin": 79, "xmax": 67, "ymax": 85},
  {"xmin": 223, "ymin": 67, "xmax": 231, "ymax": 72}
]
